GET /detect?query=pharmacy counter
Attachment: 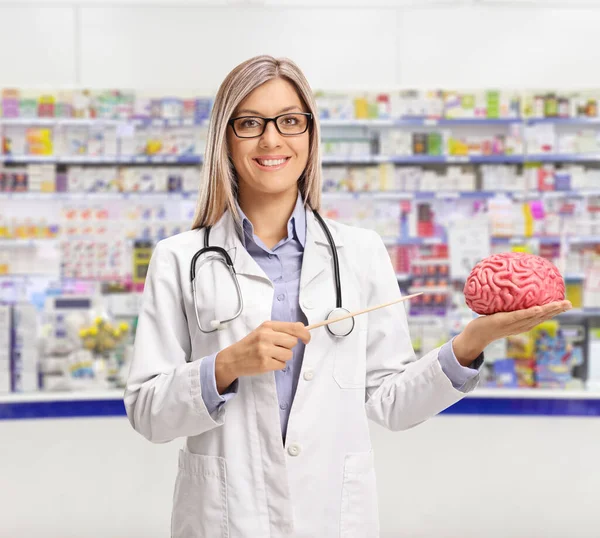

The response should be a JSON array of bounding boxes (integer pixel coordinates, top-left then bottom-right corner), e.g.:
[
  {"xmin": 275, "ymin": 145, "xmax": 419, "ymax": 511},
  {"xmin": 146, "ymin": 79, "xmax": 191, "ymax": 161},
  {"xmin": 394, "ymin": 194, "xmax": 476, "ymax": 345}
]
[{"xmin": 2, "ymin": 388, "xmax": 600, "ymax": 420}]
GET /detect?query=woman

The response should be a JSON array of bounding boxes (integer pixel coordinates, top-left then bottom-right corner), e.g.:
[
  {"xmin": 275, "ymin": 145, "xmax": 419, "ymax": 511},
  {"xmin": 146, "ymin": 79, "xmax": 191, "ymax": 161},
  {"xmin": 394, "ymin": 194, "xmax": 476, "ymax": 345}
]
[{"xmin": 125, "ymin": 55, "xmax": 571, "ymax": 538}]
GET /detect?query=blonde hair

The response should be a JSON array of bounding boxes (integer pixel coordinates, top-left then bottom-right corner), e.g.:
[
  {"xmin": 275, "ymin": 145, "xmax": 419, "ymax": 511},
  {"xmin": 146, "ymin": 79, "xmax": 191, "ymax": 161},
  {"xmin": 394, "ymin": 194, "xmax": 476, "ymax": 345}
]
[{"xmin": 191, "ymin": 55, "xmax": 322, "ymax": 229}]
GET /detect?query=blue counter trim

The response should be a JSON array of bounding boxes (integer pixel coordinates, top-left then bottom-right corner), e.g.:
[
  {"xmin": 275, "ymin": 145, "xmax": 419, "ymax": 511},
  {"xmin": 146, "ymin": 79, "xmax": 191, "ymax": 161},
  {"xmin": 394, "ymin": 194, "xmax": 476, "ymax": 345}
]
[
  {"xmin": 444, "ymin": 397, "xmax": 600, "ymax": 417},
  {"xmin": 0, "ymin": 399, "xmax": 127, "ymax": 420},
  {"xmin": 2, "ymin": 395, "xmax": 600, "ymax": 420}
]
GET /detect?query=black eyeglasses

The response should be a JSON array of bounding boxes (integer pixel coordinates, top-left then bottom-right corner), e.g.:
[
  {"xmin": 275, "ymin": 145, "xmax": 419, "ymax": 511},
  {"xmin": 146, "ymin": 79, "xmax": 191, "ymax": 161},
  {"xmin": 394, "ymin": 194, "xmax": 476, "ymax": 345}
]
[{"xmin": 228, "ymin": 112, "xmax": 312, "ymax": 138}]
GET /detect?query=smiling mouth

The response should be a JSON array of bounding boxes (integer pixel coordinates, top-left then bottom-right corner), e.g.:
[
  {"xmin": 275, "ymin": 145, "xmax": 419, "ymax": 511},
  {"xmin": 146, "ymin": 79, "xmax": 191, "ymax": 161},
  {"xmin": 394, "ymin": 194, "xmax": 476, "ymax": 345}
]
[{"xmin": 253, "ymin": 157, "xmax": 291, "ymax": 169}]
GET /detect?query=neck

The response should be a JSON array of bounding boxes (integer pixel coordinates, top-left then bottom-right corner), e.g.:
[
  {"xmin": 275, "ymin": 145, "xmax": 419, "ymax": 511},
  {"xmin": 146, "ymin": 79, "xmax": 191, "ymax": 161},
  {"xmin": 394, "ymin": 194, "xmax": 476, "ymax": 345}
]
[{"xmin": 237, "ymin": 187, "xmax": 299, "ymax": 249}]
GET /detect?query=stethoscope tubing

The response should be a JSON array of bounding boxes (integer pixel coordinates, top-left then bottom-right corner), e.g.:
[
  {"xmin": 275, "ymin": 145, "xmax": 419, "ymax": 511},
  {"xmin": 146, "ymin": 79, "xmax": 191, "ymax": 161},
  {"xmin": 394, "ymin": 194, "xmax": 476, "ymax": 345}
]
[{"xmin": 191, "ymin": 209, "xmax": 350, "ymax": 335}]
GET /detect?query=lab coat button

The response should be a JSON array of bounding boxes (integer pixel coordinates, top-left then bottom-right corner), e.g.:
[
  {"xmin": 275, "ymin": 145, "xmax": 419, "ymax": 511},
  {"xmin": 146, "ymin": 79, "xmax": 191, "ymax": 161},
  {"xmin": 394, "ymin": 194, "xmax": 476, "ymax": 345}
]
[
  {"xmin": 302, "ymin": 300, "xmax": 314, "ymax": 309},
  {"xmin": 303, "ymin": 370, "xmax": 314, "ymax": 381},
  {"xmin": 287, "ymin": 443, "xmax": 301, "ymax": 457}
]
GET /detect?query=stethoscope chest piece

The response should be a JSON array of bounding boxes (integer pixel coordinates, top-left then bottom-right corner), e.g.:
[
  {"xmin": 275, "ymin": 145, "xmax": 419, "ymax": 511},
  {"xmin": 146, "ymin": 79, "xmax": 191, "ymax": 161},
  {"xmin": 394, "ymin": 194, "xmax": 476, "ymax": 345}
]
[{"xmin": 325, "ymin": 307, "xmax": 354, "ymax": 337}]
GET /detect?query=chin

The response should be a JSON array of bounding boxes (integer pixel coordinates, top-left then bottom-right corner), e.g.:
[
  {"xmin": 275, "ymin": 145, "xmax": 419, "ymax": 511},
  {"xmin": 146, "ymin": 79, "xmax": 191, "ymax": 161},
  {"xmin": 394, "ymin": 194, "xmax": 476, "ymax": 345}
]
[
  {"xmin": 245, "ymin": 176, "xmax": 300, "ymax": 197},
  {"xmin": 257, "ymin": 183, "xmax": 298, "ymax": 197}
]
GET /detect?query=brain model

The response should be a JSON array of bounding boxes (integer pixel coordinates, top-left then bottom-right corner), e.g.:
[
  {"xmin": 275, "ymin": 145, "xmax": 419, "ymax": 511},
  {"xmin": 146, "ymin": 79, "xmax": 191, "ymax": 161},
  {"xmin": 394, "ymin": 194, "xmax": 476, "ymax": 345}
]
[{"xmin": 464, "ymin": 252, "xmax": 565, "ymax": 315}]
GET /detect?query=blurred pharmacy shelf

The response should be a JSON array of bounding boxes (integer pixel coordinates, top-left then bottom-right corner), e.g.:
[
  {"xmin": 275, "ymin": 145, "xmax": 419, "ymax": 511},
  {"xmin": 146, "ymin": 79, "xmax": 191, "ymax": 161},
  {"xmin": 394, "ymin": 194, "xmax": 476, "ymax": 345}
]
[
  {"xmin": 388, "ymin": 155, "xmax": 524, "ymax": 165},
  {"xmin": 391, "ymin": 118, "xmax": 520, "ymax": 127},
  {"xmin": 0, "ymin": 390, "xmax": 122, "ymax": 403},
  {"xmin": 525, "ymin": 118, "xmax": 600, "ymax": 126},
  {"xmin": 557, "ymin": 308, "xmax": 600, "ymax": 317},
  {"xmin": 3, "ymin": 190, "xmax": 599, "ymax": 202},
  {"xmin": 0, "ymin": 117, "xmax": 520, "ymax": 128},
  {"xmin": 4, "ymin": 114, "xmax": 600, "ymax": 166},
  {"xmin": 387, "ymin": 236, "xmax": 600, "ymax": 247},
  {"xmin": 0, "ymin": 155, "xmax": 203, "ymax": 165},
  {"xmin": 315, "ymin": 116, "xmax": 600, "ymax": 128},
  {"xmin": 0, "ymin": 191, "xmax": 198, "ymax": 201},
  {"xmin": 3, "ymin": 153, "xmax": 600, "ymax": 165},
  {"xmin": 469, "ymin": 388, "xmax": 600, "ymax": 399},
  {"xmin": 4, "ymin": 387, "xmax": 600, "ymax": 420},
  {"xmin": 5, "ymin": 152, "xmax": 600, "ymax": 166},
  {"xmin": 0, "ymin": 155, "xmax": 527, "ymax": 165},
  {"xmin": 0, "ymin": 115, "xmax": 597, "ymax": 128},
  {"xmin": 0, "ymin": 118, "xmax": 209, "ymax": 128},
  {"xmin": 0, "ymin": 117, "xmax": 587, "ymax": 128}
]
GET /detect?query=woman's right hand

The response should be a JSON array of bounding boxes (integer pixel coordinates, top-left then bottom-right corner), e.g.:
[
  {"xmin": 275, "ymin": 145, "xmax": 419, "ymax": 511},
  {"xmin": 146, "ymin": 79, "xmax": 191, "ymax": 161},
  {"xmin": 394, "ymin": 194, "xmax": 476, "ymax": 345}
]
[{"xmin": 214, "ymin": 321, "xmax": 311, "ymax": 394}]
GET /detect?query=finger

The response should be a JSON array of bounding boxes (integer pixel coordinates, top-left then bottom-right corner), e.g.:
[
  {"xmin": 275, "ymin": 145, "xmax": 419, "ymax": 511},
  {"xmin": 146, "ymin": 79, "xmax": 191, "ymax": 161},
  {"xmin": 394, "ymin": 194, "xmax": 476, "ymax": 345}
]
[
  {"xmin": 499, "ymin": 308, "xmax": 556, "ymax": 336},
  {"xmin": 510, "ymin": 300, "xmax": 571, "ymax": 324},
  {"xmin": 269, "ymin": 321, "xmax": 311, "ymax": 345},
  {"xmin": 536, "ymin": 304, "xmax": 563, "ymax": 321},
  {"xmin": 515, "ymin": 308, "xmax": 560, "ymax": 331},
  {"xmin": 268, "ymin": 358, "xmax": 289, "ymax": 371},
  {"xmin": 270, "ymin": 346, "xmax": 294, "ymax": 363},
  {"xmin": 538, "ymin": 300, "xmax": 572, "ymax": 320},
  {"xmin": 510, "ymin": 304, "xmax": 544, "ymax": 322},
  {"xmin": 516, "ymin": 301, "xmax": 572, "ymax": 332},
  {"xmin": 558, "ymin": 299, "xmax": 573, "ymax": 309},
  {"xmin": 271, "ymin": 331, "xmax": 300, "ymax": 350}
]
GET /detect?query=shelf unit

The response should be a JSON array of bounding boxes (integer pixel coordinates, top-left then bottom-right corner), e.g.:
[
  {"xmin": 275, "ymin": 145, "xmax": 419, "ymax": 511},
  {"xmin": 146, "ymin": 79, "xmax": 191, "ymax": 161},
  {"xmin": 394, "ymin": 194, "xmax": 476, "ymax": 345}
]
[
  {"xmin": 2, "ymin": 115, "xmax": 600, "ymax": 164},
  {"xmin": 2, "ymin": 114, "xmax": 600, "ymax": 406}
]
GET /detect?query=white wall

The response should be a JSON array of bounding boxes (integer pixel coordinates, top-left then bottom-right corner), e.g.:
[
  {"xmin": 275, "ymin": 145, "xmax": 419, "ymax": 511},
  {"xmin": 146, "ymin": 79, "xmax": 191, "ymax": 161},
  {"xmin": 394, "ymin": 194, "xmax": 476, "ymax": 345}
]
[
  {"xmin": 2, "ymin": 1, "xmax": 600, "ymax": 91},
  {"xmin": 2, "ymin": 414, "xmax": 600, "ymax": 538}
]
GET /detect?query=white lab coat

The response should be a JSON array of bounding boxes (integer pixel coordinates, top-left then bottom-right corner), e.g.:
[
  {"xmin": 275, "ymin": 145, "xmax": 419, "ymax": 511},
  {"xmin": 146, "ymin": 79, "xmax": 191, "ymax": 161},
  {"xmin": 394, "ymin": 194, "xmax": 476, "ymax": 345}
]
[{"xmin": 125, "ymin": 208, "xmax": 478, "ymax": 538}]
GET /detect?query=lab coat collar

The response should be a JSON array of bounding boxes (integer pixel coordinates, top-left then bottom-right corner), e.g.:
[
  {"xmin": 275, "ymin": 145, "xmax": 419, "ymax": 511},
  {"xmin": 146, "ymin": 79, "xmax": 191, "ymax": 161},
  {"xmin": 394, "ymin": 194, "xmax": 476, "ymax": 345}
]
[{"xmin": 206, "ymin": 210, "xmax": 268, "ymax": 281}]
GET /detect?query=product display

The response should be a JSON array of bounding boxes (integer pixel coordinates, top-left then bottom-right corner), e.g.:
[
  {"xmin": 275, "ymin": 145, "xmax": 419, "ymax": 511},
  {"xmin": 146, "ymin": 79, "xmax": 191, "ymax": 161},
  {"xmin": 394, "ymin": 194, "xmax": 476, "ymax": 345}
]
[
  {"xmin": 464, "ymin": 252, "xmax": 565, "ymax": 315},
  {"xmin": 482, "ymin": 319, "xmax": 586, "ymax": 389},
  {"xmin": 1, "ymin": 85, "xmax": 600, "ymax": 395},
  {"xmin": 0, "ymin": 89, "xmax": 212, "ymax": 121},
  {"xmin": 36, "ymin": 294, "xmax": 136, "ymax": 391},
  {"xmin": 0, "ymin": 164, "xmax": 201, "ymax": 193}
]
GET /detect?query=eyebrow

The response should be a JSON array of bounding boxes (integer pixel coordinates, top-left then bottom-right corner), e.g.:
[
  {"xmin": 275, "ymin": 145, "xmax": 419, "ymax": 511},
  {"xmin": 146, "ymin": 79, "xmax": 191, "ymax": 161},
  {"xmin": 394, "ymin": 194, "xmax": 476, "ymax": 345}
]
[{"xmin": 235, "ymin": 105, "xmax": 303, "ymax": 116}]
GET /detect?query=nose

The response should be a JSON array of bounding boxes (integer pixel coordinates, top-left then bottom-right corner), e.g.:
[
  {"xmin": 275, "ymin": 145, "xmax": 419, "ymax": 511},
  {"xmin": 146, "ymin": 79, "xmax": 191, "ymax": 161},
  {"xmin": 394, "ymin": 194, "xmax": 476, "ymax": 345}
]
[{"xmin": 259, "ymin": 120, "xmax": 282, "ymax": 148}]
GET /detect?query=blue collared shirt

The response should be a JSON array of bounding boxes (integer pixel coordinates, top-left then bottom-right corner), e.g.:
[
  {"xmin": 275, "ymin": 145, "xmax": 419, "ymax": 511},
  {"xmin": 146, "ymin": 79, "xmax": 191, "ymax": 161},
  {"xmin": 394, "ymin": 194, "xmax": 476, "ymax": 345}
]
[{"xmin": 200, "ymin": 192, "xmax": 480, "ymax": 440}]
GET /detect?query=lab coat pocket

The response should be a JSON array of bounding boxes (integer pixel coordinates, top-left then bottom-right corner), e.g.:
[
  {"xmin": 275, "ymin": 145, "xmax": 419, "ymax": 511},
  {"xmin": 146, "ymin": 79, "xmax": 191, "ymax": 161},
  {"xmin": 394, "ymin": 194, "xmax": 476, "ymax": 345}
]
[
  {"xmin": 340, "ymin": 450, "xmax": 380, "ymax": 538},
  {"xmin": 333, "ymin": 328, "xmax": 368, "ymax": 389},
  {"xmin": 171, "ymin": 450, "xmax": 229, "ymax": 538}
]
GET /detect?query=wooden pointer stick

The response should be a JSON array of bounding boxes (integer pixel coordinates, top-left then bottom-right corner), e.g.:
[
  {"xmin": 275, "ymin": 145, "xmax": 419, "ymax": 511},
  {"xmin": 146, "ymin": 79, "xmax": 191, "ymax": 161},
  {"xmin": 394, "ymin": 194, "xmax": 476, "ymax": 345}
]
[{"xmin": 306, "ymin": 292, "xmax": 423, "ymax": 331}]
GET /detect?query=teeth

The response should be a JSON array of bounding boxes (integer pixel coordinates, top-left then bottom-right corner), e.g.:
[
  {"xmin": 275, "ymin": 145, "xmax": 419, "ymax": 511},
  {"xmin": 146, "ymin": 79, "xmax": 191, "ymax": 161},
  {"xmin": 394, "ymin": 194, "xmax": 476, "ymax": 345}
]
[{"xmin": 257, "ymin": 158, "xmax": 287, "ymax": 167}]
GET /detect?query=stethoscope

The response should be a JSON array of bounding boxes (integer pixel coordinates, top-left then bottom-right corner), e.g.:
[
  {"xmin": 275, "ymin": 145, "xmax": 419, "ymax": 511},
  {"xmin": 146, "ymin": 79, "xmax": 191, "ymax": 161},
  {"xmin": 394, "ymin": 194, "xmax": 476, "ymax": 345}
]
[{"xmin": 190, "ymin": 210, "xmax": 354, "ymax": 338}]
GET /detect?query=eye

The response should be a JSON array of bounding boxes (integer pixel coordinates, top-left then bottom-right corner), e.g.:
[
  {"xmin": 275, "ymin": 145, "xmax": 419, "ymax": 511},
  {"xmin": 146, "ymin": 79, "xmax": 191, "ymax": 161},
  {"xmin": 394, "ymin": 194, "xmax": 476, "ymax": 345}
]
[{"xmin": 241, "ymin": 119, "xmax": 259, "ymax": 128}]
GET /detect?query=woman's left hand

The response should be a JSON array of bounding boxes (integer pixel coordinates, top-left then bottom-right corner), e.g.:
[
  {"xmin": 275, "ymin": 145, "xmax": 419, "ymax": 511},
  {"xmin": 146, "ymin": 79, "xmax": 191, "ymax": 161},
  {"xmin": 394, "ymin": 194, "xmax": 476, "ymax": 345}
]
[{"xmin": 452, "ymin": 299, "xmax": 573, "ymax": 367}]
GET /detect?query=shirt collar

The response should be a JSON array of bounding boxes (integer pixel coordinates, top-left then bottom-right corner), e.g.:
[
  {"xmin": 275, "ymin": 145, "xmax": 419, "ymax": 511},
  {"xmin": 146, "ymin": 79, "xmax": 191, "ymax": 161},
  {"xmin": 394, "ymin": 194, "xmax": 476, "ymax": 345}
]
[{"xmin": 234, "ymin": 191, "xmax": 307, "ymax": 250}]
